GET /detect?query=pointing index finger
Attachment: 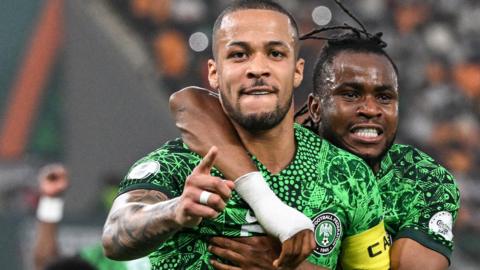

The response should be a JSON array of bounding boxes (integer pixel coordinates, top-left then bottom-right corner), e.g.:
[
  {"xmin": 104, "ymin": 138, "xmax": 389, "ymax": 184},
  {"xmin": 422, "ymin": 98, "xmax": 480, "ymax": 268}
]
[{"xmin": 194, "ymin": 146, "xmax": 218, "ymax": 174}]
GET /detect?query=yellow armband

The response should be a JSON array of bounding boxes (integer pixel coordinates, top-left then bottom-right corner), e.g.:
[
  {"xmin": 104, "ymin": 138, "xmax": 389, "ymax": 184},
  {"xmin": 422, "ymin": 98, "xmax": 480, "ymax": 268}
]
[{"xmin": 340, "ymin": 220, "xmax": 391, "ymax": 270}]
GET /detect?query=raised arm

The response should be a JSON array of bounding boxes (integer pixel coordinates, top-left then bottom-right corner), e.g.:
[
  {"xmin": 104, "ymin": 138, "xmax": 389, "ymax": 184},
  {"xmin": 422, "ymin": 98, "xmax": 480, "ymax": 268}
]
[
  {"xmin": 33, "ymin": 164, "xmax": 68, "ymax": 270},
  {"xmin": 102, "ymin": 148, "xmax": 235, "ymax": 260}
]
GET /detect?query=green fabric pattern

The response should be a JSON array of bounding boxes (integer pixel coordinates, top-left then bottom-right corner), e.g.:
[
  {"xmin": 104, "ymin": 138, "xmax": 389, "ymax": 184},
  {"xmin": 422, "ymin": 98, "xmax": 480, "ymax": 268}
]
[
  {"xmin": 377, "ymin": 144, "xmax": 460, "ymax": 261},
  {"xmin": 118, "ymin": 124, "xmax": 383, "ymax": 270}
]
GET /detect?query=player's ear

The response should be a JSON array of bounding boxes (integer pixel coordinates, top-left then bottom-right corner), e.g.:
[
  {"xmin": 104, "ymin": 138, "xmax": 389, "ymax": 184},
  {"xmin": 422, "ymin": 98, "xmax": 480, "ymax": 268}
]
[
  {"xmin": 293, "ymin": 58, "xmax": 305, "ymax": 88},
  {"xmin": 308, "ymin": 93, "xmax": 321, "ymax": 123},
  {"xmin": 208, "ymin": 59, "xmax": 219, "ymax": 90}
]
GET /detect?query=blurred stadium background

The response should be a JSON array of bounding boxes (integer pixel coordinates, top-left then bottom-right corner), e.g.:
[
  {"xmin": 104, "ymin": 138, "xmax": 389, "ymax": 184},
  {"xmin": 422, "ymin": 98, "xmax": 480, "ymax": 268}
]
[{"xmin": 0, "ymin": 0, "xmax": 478, "ymax": 269}]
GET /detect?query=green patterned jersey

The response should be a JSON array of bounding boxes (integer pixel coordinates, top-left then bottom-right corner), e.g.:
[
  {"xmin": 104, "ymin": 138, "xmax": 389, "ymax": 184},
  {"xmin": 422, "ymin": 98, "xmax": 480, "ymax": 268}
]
[
  {"xmin": 377, "ymin": 144, "xmax": 460, "ymax": 261},
  {"xmin": 118, "ymin": 124, "xmax": 384, "ymax": 270}
]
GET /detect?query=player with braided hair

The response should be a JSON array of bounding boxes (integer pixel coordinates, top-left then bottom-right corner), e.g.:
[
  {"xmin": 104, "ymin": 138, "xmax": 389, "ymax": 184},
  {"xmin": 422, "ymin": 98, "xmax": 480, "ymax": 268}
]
[
  {"xmin": 169, "ymin": 1, "xmax": 459, "ymax": 269},
  {"xmin": 300, "ymin": 20, "xmax": 459, "ymax": 270}
]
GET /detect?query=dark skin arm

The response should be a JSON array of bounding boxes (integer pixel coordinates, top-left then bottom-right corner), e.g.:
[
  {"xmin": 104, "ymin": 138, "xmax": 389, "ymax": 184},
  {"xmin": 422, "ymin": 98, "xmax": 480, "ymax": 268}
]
[
  {"xmin": 209, "ymin": 236, "xmax": 281, "ymax": 270},
  {"xmin": 169, "ymin": 87, "xmax": 315, "ymax": 269},
  {"xmin": 169, "ymin": 86, "xmax": 256, "ymax": 180},
  {"xmin": 208, "ymin": 236, "xmax": 328, "ymax": 270},
  {"xmin": 390, "ymin": 238, "xmax": 448, "ymax": 270}
]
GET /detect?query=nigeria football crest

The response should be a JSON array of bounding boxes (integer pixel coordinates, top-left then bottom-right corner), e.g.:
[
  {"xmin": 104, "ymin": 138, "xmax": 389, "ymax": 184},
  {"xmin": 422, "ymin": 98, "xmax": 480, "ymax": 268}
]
[{"xmin": 312, "ymin": 213, "xmax": 342, "ymax": 255}]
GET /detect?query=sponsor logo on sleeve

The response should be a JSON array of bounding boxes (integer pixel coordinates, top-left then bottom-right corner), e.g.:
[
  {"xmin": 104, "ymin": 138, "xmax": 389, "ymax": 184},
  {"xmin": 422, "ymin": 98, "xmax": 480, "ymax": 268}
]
[
  {"xmin": 429, "ymin": 211, "xmax": 453, "ymax": 241},
  {"xmin": 127, "ymin": 161, "xmax": 160, "ymax": 180},
  {"xmin": 313, "ymin": 213, "xmax": 342, "ymax": 255}
]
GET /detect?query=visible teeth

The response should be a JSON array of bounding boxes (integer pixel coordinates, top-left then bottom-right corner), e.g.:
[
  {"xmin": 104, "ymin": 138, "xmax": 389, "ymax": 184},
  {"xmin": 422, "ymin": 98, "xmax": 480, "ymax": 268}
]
[
  {"xmin": 251, "ymin": 91, "xmax": 269, "ymax": 95},
  {"xmin": 354, "ymin": 128, "xmax": 378, "ymax": 138}
]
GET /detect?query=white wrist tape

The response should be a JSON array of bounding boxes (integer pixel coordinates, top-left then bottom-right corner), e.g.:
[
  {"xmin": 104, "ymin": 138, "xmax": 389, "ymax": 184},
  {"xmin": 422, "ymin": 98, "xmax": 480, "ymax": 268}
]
[
  {"xmin": 235, "ymin": 172, "xmax": 314, "ymax": 242},
  {"xmin": 36, "ymin": 196, "xmax": 64, "ymax": 223}
]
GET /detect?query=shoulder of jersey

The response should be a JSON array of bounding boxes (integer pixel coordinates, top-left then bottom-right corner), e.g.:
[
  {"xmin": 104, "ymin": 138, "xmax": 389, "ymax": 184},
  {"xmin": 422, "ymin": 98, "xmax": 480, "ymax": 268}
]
[
  {"xmin": 295, "ymin": 124, "xmax": 327, "ymax": 149},
  {"xmin": 390, "ymin": 144, "xmax": 456, "ymax": 184},
  {"xmin": 126, "ymin": 138, "xmax": 194, "ymax": 180}
]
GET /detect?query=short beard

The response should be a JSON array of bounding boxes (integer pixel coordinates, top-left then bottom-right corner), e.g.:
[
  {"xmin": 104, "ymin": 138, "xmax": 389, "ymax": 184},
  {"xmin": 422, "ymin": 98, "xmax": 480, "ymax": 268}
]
[{"xmin": 220, "ymin": 92, "xmax": 292, "ymax": 132}]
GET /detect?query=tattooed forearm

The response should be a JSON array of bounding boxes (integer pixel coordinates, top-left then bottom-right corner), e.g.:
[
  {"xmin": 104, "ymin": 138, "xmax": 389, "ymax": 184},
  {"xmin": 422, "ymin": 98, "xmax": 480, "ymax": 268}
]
[
  {"xmin": 128, "ymin": 189, "xmax": 169, "ymax": 204},
  {"xmin": 102, "ymin": 189, "xmax": 181, "ymax": 260}
]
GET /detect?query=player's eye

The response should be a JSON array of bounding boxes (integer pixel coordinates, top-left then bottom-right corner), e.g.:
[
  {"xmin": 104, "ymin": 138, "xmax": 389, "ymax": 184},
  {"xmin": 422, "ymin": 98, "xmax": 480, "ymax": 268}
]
[
  {"xmin": 269, "ymin": 50, "xmax": 285, "ymax": 59},
  {"xmin": 228, "ymin": 51, "xmax": 247, "ymax": 60},
  {"xmin": 377, "ymin": 94, "xmax": 390, "ymax": 102},
  {"xmin": 341, "ymin": 90, "xmax": 359, "ymax": 100},
  {"xmin": 377, "ymin": 93, "xmax": 396, "ymax": 104}
]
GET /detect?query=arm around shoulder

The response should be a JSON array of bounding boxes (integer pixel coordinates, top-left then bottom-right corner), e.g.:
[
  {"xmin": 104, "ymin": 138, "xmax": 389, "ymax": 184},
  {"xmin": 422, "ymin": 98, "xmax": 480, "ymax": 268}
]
[{"xmin": 169, "ymin": 86, "xmax": 257, "ymax": 180}]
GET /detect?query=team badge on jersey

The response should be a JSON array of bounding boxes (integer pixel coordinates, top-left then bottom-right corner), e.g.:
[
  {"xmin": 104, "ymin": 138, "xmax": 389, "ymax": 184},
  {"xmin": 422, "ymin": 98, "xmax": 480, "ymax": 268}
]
[
  {"xmin": 313, "ymin": 213, "xmax": 342, "ymax": 255},
  {"xmin": 429, "ymin": 211, "xmax": 453, "ymax": 241},
  {"xmin": 127, "ymin": 161, "xmax": 160, "ymax": 180}
]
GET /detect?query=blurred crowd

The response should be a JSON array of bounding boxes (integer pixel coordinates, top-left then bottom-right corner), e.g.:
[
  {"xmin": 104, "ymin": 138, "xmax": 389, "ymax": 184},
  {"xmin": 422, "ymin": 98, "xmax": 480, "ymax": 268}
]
[{"xmin": 107, "ymin": 0, "xmax": 480, "ymax": 261}]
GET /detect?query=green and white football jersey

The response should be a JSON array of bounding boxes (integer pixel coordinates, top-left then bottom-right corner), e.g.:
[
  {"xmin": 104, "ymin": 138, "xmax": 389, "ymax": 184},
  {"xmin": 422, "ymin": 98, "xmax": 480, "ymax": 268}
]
[{"xmin": 118, "ymin": 124, "xmax": 384, "ymax": 269}]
